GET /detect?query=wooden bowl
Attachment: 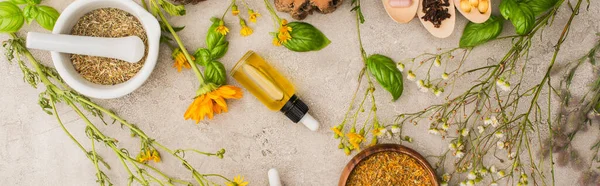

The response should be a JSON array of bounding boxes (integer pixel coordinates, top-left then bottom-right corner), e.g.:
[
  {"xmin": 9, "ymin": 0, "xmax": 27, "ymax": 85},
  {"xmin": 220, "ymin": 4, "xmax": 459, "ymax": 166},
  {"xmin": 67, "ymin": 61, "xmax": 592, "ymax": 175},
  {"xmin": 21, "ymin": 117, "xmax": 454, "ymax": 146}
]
[{"xmin": 338, "ymin": 144, "xmax": 440, "ymax": 186}]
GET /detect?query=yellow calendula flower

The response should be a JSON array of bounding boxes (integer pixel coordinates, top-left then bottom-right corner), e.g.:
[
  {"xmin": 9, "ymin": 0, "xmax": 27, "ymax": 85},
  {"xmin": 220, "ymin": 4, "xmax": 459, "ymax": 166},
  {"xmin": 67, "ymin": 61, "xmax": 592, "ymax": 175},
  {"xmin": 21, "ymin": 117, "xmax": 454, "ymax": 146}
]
[
  {"xmin": 372, "ymin": 127, "xmax": 386, "ymax": 137},
  {"xmin": 172, "ymin": 48, "xmax": 193, "ymax": 72},
  {"xmin": 184, "ymin": 85, "xmax": 243, "ymax": 123},
  {"xmin": 239, "ymin": 18, "xmax": 253, "ymax": 37},
  {"xmin": 226, "ymin": 175, "xmax": 248, "ymax": 186},
  {"xmin": 347, "ymin": 132, "xmax": 364, "ymax": 150},
  {"xmin": 272, "ymin": 38, "xmax": 281, "ymax": 46},
  {"xmin": 215, "ymin": 20, "xmax": 229, "ymax": 36},
  {"xmin": 231, "ymin": 4, "xmax": 239, "ymax": 16},
  {"xmin": 248, "ymin": 9, "xmax": 260, "ymax": 23},
  {"xmin": 331, "ymin": 127, "xmax": 344, "ymax": 137},
  {"xmin": 151, "ymin": 150, "xmax": 161, "ymax": 162}
]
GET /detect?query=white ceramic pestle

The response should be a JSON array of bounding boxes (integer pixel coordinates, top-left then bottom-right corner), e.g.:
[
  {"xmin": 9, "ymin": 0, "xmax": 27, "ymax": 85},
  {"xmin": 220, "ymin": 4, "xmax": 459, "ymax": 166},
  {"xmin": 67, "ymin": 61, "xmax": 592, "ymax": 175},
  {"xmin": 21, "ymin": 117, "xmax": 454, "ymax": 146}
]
[{"xmin": 26, "ymin": 32, "xmax": 145, "ymax": 63}]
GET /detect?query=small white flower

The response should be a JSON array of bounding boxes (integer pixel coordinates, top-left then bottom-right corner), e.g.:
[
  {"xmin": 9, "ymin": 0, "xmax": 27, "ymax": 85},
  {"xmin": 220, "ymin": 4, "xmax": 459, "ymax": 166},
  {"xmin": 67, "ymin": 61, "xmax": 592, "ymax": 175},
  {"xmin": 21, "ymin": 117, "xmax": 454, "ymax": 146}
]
[
  {"xmin": 477, "ymin": 126, "xmax": 485, "ymax": 134},
  {"xmin": 466, "ymin": 180, "xmax": 475, "ymax": 186},
  {"xmin": 484, "ymin": 117, "xmax": 492, "ymax": 126},
  {"xmin": 510, "ymin": 152, "xmax": 517, "ymax": 159},
  {"xmin": 442, "ymin": 173, "xmax": 451, "ymax": 182},
  {"xmin": 461, "ymin": 128, "xmax": 470, "ymax": 137},
  {"xmin": 459, "ymin": 181, "xmax": 467, "ymax": 186},
  {"xmin": 435, "ymin": 57, "xmax": 442, "ymax": 67},
  {"xmin": 490, "ymin": 165, "xmax": 497, "ymax": 173},
  {"xmin": 496, "ymin": 78, "xmax": 511, "ymax": 92},
  {"xmin": 467, "ymin": 171, "xmax": 477, "ymax": 180},
  {"xmin": 479, "ymin": 167, "xmax": 489, "ymax": 176},
  {"xmin": 484, "ymin": 116, "xmax": 499, "ymax": 127},
  {"xmin": 494, "ymin": 131, "xmax": 504, "ymax": 138},
  {"xmin": 449, "ymin": 142, "xmax": 457, "ymax": 151},
  {"xmin": 442, "ymin": 122, "xmax": 450, "ymax": 131},
  {"xmin": 457, "ymin": 141, "xmax": 465, "ymax": 150},
  {"xmin": 491, "ymin": 182, "xmax": 498, "ymax": 186},
  {"xmin": 433, "ymin": 87, "xmax": 444, "ymax": 97},
  {"xmin": 407, "ymin": 71, "xmax": 416, "ymax": 81},
  {"xmin": 417, "ymin": 80, "xmax": 425, "ymax": 88},
  {"xmin": 498, "ymin": 170, "xmax": 506, "ymax": 177},
  {"xmin": 497, "ymin": 141, "xmax": 505, "ymax": 149},
  {"xmin": 397, "ymin": 63, "xmax": 405, "ymax": 72},
  {"xmin": 442, "ymin": 72, "xmax": 449, "ymax": 80},
  {"xmin": 455, "ymin": 151, "xmax": 465, "ymax": 158},
  {"xmin": 428, "ymin": 128, "xmax": 440, "ymax": 135},
  {"xmin": 391, "ymin": 125, "xmax": 400, "ymax": 134}
]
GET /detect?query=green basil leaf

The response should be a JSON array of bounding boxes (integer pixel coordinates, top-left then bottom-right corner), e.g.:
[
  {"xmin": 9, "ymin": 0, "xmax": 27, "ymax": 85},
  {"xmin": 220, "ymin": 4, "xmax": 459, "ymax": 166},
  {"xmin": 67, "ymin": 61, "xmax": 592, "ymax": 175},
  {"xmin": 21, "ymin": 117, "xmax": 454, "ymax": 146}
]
[
  {"xmin": 283, "ymin": 22, "xmax": 330, "ymax": 52},
  {"xmin": 0, "ymin": 1, "xmax": 25, "ymax": 33},
  {"xmin": 366, "ymin": 54, "xmax": 404, "ymax": 101},
  {"xmin": 23, "ymin": 5, "xmax": 38, "ymax": 24},
  {"xmin": 8, "ymin": 0, "xmax": 27, "ymax": 5},
  {"xmin": 206, "ymin": 18, "xmax": 228, "ymax": 60},
  {"xmin": 193, "ymin": 48, "xmax": 211, "ymax": 66},
  {"xmin": 526, "ymin": 0, "xmax": 558, "ymax": 15},
  {"xmin": 35, "ymin": 5, "xmax": 59, "ymax": 31},
  {"xmin": 158, "ymin": 0, "xmax": 185, "ymax": 16},
  {"xmin": 459, "ymin": 16, "xmax": 503, "ymax": 48},
  {"xmin": 204, "ymin": 61, "xmax": 227, "ymax": 86},
  {"xmin": 595, "ymin": 102, "xmax": 600, "ymax": 113},
  {"xmin": 500, "ymin": 0, "xmax": 535, "ymax": 35}
]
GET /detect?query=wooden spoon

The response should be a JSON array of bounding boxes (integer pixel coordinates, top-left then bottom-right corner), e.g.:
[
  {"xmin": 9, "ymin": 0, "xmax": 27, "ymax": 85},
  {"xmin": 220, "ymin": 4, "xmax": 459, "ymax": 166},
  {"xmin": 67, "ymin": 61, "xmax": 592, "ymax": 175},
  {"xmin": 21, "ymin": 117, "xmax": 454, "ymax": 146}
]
[
  {"xmin": 417, "ymin": 0, "xmax": 456, "ymax": 38},
  {"xmin": 382, "ymin": 0, "xmax": 419, "ymax": 23},
  {"xmin": 454, "ymin": 0, "xmax": 491, "ymax": 23}
]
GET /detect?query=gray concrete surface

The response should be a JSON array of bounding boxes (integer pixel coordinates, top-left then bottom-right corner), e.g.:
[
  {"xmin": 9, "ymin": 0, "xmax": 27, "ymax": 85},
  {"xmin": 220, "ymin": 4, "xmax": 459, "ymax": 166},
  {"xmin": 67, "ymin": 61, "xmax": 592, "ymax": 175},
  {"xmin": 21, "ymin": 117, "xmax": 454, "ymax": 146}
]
[{"xmin": 1, "ymin": 0, "xmax": 599, "ymax": 185}]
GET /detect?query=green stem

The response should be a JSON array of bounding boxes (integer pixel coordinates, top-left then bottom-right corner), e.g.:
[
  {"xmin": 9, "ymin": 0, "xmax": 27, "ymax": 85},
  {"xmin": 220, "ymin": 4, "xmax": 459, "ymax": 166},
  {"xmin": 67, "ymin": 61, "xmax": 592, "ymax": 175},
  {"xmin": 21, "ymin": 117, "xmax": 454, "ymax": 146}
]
[
  {"xmin": 151, "ymin": 0, "xmax": 205, "ymax": 85},
  {"xmin": 263, "ymin": 0, "xmax": 281, "ymax": 23},
  {"xmin": 222, "ymin": 0, "xmax": 236, "ymax": 20}
]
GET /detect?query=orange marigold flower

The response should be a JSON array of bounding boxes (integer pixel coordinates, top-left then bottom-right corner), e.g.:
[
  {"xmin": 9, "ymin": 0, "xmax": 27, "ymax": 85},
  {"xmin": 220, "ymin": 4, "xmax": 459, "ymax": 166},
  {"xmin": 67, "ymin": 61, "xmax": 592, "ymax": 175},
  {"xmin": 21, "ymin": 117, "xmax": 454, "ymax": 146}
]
[
  {"xmin": 215, "ymin": 20, "xmax": 229, "ymax": 36},
  {"xmin": 172, "ymin": 48, "xmax": 193, "ymax": 72},
  {"xmin": 184, "ymin": 85, "xmax": 243, "ymax": 123}
]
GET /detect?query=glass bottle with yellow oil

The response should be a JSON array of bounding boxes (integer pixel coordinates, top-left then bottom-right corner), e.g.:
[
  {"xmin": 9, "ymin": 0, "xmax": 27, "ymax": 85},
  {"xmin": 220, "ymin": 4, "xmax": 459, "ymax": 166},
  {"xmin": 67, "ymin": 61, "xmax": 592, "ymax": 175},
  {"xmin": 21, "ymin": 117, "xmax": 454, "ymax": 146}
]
[{"xmin": 231, "ymin": 51, "xmax": 319, "ymax": 131}]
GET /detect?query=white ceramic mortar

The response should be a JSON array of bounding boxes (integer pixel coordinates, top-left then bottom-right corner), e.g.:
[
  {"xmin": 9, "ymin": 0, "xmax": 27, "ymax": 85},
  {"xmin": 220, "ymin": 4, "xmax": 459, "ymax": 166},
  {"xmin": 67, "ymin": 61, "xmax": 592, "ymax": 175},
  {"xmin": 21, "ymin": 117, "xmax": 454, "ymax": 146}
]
[{"xmin": 50, "ymin": 0, "xmax": 160, "ymax": 99}]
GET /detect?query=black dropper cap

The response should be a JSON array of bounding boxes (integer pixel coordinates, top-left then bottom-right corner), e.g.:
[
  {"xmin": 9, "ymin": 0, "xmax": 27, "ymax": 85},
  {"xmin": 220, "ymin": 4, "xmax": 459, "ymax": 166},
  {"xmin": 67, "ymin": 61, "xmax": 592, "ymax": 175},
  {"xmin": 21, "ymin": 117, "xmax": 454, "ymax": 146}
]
[{"xmin": 280, "ymin": 95, "xmax": 308, "ymax": 123}]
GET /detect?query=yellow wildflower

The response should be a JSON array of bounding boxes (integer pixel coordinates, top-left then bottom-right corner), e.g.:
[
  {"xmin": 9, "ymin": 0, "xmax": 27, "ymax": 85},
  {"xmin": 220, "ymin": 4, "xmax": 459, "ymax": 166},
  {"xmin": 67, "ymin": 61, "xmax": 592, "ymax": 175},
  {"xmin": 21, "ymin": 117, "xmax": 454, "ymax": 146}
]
[
  {"xmin": 231, "ymin": 4, "xmax": 239, "ymax": 16},
  {"xmin": 215, "ymin": 21, "xmax": 229, "ymax": 36},
  {"xmin": 248, "ymin": 9, "xmax": 260, "ymax": 23},
  {"xmin": 274, "ymin": 19, "xmax": 292, "ymax": 45},
  {"xmin": 172, "ymin": 48, "xmax": 193, "ymax": 72},
  {"xmin": 372, "ymin": 127, "xmax": 386, "ymax": 137},
  {"xmin": 137, "ymin": 149, "xmax": 161, "ymax": 163},
  {"xmin": 184, "ymin": 85, "xmax": 243, "ymax": 123},
  {"xmin": 331, "ymin": 127, "xmax": 344, "ymax": 137},
  {"xmin": 347, "ymin": 132, "xmax": 364, "ymax": 150},
  {"xmin": 272, "ymin": 38, "xmax": 281, "ymax": 46},
  {"xmin": 226, "ymin": 175, "xmax": 248, "ymax": 186},
  {"xmin": 239, "ymin": 18, "xmax": 253, "ymax": 37}
]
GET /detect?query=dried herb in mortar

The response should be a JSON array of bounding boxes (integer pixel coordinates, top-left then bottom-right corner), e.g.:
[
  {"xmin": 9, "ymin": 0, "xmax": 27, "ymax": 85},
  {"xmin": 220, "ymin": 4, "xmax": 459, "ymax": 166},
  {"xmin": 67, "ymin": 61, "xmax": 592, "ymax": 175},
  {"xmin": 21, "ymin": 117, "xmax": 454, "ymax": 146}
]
[
  {"xmin": 71, "ymin": 8, "xmax": 148, "ymax": 85},
  {"xmin": 421, "ymin": 0, "xmax": 451, "ymax": 28},
  {"xmin": 346, "ymin": 151, "xmax": 433, "ymax": 186}
]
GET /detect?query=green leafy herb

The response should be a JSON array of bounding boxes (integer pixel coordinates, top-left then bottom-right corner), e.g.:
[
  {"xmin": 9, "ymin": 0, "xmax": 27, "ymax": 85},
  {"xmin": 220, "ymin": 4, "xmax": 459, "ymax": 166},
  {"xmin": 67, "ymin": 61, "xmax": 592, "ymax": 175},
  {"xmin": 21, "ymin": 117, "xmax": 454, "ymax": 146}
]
[
  {"xmin": 0, "ymin": 1, "xmax": 25, "ymax": 33},
  {"xmin": 193, "ymin": 48, "xmax": 212, "ymax": 66},
  {"xmin": 367, "ymin": 54, "xmax": 404, "ymax": 101},
  {"xmin": 28, "ymin": 0, "xmax": 41, "ymax": 5},
  {"xmin": 283, "ymin": 22, "xmax": 330, "ymax": 52},
  {"xmin": 206, "ymin": 18, "xmax": 229, "ymax": 59},
  {"xmin": 527, "ymin": 0, "xmax": 558, "ymax": 15},
  {"xmin": 158, "ymin": 0, "xmax": 186, "ymax": 16},
  {"xmin": 500, "ymin": 0, "xmax": 535, "ymax": 35},
  {"xmin": 23, "ymin": 5, "xmax": 38, "ymax": 24},
  {"xmin": 204, "ymin": 61, "xmax": 227, "ymax": 86},
  {"xmin": 459, "ymin": 16, "xmax": 504, "ymax": 48},
  {"xmin": 351, "ymin": 0, "xmax": 365, "ymax": 24},
  {"xmin": 35, "ymin": 5, "xmax": 59, "ymax": 31}
]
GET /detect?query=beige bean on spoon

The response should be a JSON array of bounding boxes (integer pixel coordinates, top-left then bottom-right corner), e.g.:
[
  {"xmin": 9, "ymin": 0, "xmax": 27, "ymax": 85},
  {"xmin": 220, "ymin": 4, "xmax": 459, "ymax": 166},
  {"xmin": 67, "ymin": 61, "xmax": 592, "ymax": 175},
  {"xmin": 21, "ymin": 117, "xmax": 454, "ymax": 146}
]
[{"xmin": 26, "ymin": 32, "xmax": 145, "ymax": 63}]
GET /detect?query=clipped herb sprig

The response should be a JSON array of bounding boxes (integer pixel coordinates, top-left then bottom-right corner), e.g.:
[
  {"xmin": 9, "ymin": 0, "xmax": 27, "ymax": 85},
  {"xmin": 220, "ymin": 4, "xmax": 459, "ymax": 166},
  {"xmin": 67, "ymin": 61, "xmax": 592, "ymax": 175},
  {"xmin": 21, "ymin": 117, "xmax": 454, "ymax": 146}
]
[
  {"xmin": 331, "ymin": 0, "xmax": 405, "ymax": 156},
  {"xmin": 263, "ymin": 0, "xmax": 330, "ymax": 52}
]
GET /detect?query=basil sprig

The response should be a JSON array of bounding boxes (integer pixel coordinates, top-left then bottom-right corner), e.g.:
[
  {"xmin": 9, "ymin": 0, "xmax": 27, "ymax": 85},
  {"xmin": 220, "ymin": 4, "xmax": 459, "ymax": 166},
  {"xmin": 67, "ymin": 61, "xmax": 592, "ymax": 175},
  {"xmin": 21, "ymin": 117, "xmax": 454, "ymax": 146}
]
[
  {"xmin": 367, "ymin": 54, "xmax": 404, "ymax": 101},
  {"xmin": 194, "ymin": 18, "xmax": 230, "ymax": 86},
  {"xmin": 527, "ymin": 0, "xmax": 559, "ymax": 15},
  {"xmin": 0, "ymin": 0, "xmax": 59, "ymax": 33},
  {"xmin": 459, "ymin": 16, "xmax": 504, "ymax": 48},
  {"xmin": 283, "ymin": 22, "xmax": 330, "ymax": 52}
]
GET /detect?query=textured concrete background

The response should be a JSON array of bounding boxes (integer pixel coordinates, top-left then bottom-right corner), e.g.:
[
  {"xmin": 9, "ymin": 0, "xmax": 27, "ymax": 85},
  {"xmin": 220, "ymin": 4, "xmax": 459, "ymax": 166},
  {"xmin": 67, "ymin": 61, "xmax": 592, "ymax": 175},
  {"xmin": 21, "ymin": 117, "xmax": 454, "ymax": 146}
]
[{"xmin": 1, "ymin": 0, "xmax": 599, "ymax": 185}]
